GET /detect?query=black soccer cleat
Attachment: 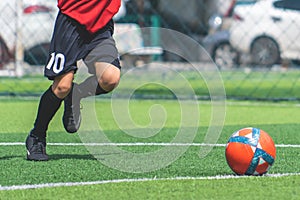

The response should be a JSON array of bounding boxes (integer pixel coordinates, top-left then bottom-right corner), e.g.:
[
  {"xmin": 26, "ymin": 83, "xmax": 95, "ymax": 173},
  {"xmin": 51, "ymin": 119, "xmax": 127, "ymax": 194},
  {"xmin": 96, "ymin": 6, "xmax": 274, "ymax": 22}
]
[
  {"xmin": 26, "ymin": 134, "xmax": 49, "ymax": 161},
  {"xmin": 63, "ymin": 83, "xmax": 81, "ymax": 133}
]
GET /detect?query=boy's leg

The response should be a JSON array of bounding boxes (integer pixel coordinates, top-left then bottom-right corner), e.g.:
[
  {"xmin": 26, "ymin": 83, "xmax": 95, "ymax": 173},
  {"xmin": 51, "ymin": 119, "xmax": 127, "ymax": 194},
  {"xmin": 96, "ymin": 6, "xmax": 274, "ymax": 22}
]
[
  {"xmin": 26, "ymin": 71, "xmax": 74, "ymax": 161},
  {"xmin": 76, "ymin": 62, "xmax": 121, "ymax": 98},
  {"xmin": 77, "ymin": 35, "xmax": 121, "ymax": 98},
  {"xmin": 26, "ymin": 86, "xmax": 62, "ymax": 161},
  {"xmin": 94, "ymin": 62, "xmax": 121, "ymax": 92},
  {"xmin": 63, "ymin": 62, "xmax": 120, "ymax": 133},
  {"xmin": 63, "ymin": 36, "xmax": 121, "ymax": 133}
]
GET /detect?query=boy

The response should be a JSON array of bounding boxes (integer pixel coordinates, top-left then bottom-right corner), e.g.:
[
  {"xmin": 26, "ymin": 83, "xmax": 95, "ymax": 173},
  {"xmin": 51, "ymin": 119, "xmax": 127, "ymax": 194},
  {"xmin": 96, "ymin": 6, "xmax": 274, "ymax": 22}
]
[{"xmin": 26, "ymin": 0, "xmax": 122, "ymax": 161}]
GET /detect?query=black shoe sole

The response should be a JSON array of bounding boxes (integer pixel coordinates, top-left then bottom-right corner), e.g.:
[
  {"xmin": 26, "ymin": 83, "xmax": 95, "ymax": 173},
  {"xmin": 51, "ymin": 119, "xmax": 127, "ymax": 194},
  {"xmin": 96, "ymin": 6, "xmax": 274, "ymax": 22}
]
[{"xmin": 27, "ymin": 154, "xmax": 49, "ymax": 161}]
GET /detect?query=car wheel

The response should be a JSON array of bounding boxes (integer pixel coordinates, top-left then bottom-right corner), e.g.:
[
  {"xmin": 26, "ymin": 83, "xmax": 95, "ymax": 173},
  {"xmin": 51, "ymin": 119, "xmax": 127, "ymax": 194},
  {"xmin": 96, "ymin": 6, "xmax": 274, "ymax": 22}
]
[
  {"xmin": 0, "ymin": 37, "xmax": 11, "ymax": 69},
  {"xmin": 212, "ymin": 42, "xmax": 239, "ymax": 69},
  {"xmin": 24, "ymin": 43, "xmax": 50, "ymax": 65},
  {"xmin": 251, "ymin": 37, "xmax": 280, "ymax": 66}
]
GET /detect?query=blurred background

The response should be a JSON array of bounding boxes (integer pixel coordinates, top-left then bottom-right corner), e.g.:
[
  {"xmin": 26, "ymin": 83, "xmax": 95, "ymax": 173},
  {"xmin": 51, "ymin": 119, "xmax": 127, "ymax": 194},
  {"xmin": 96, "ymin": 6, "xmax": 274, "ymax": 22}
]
[{"xmin": 0, "ymin": 0, "xmax": 300, "ymax": 100}]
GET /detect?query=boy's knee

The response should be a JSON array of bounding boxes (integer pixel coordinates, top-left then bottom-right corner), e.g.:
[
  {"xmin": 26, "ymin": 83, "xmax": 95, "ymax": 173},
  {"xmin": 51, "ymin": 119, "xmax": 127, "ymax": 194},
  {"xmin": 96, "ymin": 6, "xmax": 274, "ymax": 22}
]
[
  {"xmin": 96, "ymin": 64, "xmax": 120, "ymax": 92},
  {"xmin": 99, "ymin": 74, "xmax": 120, "ymax": 92},
  {"xmin": 52, "ymin": 71, "xmax": 75, "ymax": 99},
  {"xmin": 52, "ymin": 83, "xmax": 72, "ymax": 99}
]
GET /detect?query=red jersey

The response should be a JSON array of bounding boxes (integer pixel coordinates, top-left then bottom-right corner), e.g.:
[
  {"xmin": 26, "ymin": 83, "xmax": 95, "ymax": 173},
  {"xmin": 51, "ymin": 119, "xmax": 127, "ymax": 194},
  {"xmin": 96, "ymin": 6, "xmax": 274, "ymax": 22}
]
[{"xmin": 57, "ymin": 0, "xmax": 121, "ymax": 33}]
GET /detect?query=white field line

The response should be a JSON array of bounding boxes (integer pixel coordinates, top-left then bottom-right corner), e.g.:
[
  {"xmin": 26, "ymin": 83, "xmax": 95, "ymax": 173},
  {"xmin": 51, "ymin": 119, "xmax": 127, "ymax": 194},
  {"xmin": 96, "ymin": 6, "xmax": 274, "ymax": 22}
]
[
  {"xmin": 1, "ymin": 173, "xmax": 300, "ymax": 191},
  {"xmin": 0, "ymin": 142, "xmax": 300, "ymax": 148}
]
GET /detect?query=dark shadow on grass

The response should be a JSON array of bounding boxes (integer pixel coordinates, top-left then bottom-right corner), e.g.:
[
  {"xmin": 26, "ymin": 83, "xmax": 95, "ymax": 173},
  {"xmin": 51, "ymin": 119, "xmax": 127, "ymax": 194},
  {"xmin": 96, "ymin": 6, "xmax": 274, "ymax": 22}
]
[
  {"xmin": 49, "ymin": 154, "xmax": 97, "ymax": 160},
  {"xmin": 0, "ymin": 155, "xmax": 24, "ymax": 160},
  {"xmin": 48, "ymin": 152, "xmax": 122, "ymax": 161},
  {"xmin": 0, "ymin": 154, "xmax": 98, "ymax": 161}
]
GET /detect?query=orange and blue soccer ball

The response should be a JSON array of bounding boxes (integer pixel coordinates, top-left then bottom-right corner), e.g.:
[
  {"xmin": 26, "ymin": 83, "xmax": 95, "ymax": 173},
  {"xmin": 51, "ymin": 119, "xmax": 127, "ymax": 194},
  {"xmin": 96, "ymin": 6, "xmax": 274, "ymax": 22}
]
[{"xmin": 225, "ymin": 127, "xmax": 276, "ymax": 176}]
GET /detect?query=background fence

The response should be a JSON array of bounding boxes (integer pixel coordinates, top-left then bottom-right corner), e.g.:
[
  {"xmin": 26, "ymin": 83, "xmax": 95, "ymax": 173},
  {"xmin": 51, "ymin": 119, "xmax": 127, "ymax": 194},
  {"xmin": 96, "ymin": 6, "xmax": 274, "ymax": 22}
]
[{"xmin": 0, "ymin": 0, "xmax": 300, "ymax": 101}]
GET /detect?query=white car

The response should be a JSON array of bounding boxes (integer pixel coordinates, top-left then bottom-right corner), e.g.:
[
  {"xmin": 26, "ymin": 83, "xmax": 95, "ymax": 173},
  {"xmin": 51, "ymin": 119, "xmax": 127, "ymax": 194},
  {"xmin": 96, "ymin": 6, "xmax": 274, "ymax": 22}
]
[
  {"xmin": 229, "ymin": 0, "xmax": 300, "ymax": 65},
  {"xmin": 0, "ymin": 0, "xmax": 57, "ymax": 65}
]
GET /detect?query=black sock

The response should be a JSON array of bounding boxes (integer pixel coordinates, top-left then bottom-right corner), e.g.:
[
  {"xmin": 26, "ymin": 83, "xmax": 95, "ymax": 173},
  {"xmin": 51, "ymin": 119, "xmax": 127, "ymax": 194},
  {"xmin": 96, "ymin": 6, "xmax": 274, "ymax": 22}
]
[
  {"xmin": 74, "ymin": 75, "xmax": 108, "ymax": 99},
  {"xmin": 30, "ymin": 86, "xmax": 62, "ymax": 139}
]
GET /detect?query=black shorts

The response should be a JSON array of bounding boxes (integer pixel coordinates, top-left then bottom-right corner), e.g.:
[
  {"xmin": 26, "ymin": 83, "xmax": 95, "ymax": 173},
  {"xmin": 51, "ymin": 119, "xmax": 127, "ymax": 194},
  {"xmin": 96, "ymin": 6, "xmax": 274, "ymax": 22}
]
[{"xmin": 44, "ymin": 12, "xmax": 121, "ymax": 80}]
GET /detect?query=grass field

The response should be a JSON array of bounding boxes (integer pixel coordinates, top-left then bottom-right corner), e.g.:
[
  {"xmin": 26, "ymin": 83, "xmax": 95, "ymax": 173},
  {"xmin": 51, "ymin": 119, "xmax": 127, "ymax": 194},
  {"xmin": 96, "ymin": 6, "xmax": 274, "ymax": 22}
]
[
  {"xmin": 1, "ymin": 69, "xmax": 300, "ymax": 100},
  {"xmin": 0, "ymin": 98, "xmax": 300, "ymax": 199}
]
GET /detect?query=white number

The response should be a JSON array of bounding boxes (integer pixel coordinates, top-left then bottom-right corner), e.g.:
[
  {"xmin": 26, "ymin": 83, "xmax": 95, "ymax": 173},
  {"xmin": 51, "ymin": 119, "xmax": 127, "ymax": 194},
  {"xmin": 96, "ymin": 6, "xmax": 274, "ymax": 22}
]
[{"xmin": 46, "ymin": 53, "xmax": 66, "ymax": 74}]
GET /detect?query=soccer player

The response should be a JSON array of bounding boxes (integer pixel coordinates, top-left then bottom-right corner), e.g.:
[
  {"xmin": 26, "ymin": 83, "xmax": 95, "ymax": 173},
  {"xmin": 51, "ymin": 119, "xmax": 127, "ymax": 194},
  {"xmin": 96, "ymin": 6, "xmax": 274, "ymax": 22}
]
[{"xmin": 26, "ymin": 0, "xmax": 122, "ymax": 161}]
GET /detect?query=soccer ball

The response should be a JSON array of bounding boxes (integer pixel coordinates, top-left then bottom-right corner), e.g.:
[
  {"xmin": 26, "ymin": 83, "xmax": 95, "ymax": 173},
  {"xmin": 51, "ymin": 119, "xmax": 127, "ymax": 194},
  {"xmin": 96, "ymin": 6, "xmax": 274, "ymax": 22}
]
[{"xmin": 225, "ymin": 127, "xmax": 276, "ymax": 175}]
